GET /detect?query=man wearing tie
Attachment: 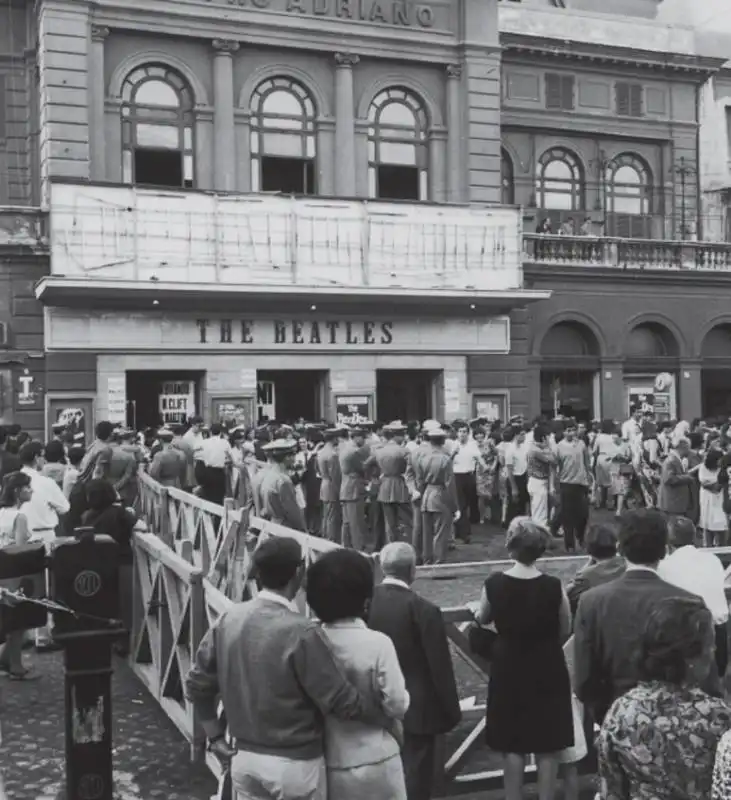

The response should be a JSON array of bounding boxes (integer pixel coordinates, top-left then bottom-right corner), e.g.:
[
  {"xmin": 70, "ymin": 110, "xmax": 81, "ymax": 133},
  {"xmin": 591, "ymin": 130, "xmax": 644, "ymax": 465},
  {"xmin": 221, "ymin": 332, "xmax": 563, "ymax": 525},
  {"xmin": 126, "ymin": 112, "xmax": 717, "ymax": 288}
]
[
  {"xmin": 339, "ymin": 424, "xmax": 372, "ymax": 550},
  {"xmin": 316, "ymin": 425, "xmax": 346, "ymax": 543},
  {"xmin": 376, "ymin": 420, "xmax": 412, "ymax": 544}
]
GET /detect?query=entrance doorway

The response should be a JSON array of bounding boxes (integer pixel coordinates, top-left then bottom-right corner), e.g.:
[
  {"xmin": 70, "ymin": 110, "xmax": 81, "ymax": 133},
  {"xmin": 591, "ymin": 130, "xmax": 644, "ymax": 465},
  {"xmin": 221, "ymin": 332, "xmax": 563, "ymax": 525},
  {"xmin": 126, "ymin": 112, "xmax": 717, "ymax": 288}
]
[
  {"xmin": 126, "ymin": 371, "xmax": 204, "ymax": 431},
  {"xmin": 376, "ymin": 370, "xmax": 438, "ymax": 422},
  {"xmin": 702, "ymin": 370, "xmax": 731, "ymax": 419},
  {"xmin": 540, "ymin": 370, "xmax": 597, "ymax": 423},
  {"xmin": 257, "ymin": 370, "xmax": 326, "ymax": 423}
]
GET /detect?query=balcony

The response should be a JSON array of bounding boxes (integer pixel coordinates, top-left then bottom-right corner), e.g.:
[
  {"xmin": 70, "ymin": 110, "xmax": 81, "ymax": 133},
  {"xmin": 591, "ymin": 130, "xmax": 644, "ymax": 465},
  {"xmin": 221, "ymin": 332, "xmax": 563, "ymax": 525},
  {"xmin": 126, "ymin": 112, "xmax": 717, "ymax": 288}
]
[
  {"xmin": 37, "ymin": 182, "xmax": 549, "ymax": 312},
  {"xmin": 523, "ymin": 233, "xmax": 731, "ymax": 272}
]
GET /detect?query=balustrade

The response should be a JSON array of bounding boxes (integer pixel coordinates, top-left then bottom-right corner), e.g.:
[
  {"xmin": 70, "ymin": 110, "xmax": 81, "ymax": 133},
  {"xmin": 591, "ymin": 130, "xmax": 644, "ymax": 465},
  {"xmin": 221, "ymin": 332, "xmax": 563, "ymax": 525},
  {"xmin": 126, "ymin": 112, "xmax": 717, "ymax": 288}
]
[{"xmin": 524, "ymin": 233, "xmax": 731, "ymax": 272}]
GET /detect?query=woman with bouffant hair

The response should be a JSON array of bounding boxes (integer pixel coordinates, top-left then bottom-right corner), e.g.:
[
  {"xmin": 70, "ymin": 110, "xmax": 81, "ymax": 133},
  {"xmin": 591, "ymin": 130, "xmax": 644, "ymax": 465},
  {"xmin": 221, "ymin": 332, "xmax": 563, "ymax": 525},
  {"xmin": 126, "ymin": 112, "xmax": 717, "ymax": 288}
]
[
  {"xmin": 471, "ymin": 517, "xmax": 573, "ymax": 800},
  {"xmin": 599, "ymin": 596, "xmax": 731, "ymax": 800}
]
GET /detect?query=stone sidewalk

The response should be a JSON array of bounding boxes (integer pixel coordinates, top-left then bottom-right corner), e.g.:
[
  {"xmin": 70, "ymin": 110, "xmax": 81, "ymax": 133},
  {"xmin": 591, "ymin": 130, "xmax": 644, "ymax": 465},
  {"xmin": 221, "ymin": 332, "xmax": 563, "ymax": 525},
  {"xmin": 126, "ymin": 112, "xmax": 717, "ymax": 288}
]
[{"xmin": 0, "ymin": 650, "xmax": 216, "ymax": 800}]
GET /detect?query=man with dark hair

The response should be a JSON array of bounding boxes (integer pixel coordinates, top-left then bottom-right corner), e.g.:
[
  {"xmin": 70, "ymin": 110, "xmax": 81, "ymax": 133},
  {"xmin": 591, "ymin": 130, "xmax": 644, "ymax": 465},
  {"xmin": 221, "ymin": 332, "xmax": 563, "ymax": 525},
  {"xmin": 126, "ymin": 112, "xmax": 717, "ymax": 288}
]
[
  {"xmin": 566, "ymin": 523, "xmax": 625, "ymax": 614},
  {"xmin": 186, "ymin": 536, "xmax": 395, "ymax": 800},
  {"xmin": 659, "ymin": 515, "xmax": 729, "ymax": 679},
  {"xmin": 554, "ymin": 419, "xmax": 591, "ymax": 552},
  {"xmin": 0, "ymin": 425, "xmax": 20, "ymax": 481},
  {"xmin": 574, "ymin": 509, "xmax": 699, "ymax": 723}
]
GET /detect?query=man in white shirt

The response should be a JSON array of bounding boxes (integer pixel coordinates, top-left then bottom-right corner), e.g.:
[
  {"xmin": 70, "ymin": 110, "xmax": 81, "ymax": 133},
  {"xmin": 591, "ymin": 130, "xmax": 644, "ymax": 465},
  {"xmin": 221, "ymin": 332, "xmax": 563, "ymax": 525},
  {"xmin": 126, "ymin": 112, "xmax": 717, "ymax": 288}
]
[
  {"xmin": 452, "ymin": 422, "xmax": 486, "ymax": 543},
  {"xmin": 621, "ymin": 406, "xmax": 643, "ymax": 443},
  {"xmin": 182, "ymin": 416, "xmax": 206, "ymax": 487},
  {"xmin": 659, "ymin": 516, "xmax": 729, "ymax": 679},
  {"xmin": 18, "ymin": 441, "xmax": 70, "ymax": 543},
  {"xmin": 506, "ymin": 428, "xmax": 529, "ymax": 523},
  {"xmin": 200, "ymin": 423, "xmax": 232, "ymax": 505}
]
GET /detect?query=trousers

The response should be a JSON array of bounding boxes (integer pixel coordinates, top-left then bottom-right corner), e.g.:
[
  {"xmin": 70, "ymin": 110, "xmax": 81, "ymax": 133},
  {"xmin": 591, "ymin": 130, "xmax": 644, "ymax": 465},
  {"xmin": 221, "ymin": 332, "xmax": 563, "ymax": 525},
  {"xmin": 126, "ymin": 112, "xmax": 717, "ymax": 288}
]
[
  {"xmin": 558, "ymin": 483, "xmax": 590, "ymax": 549},
  {"xmin": 528, "ymin": 476, "xmax": 550, "ymax": 528},
  {"xmin": 421, "ymin": 508, "xmax": 452, "ymax": 564},
  {"xmin": 382, "ymin": 502, "xmax": 413, "ymax": 544},
  {"xmin": 342, "ymin": 499, "xmax": 367, "ymax": 550},
  {"xmin": 320, "ymin": 501, "xmax": 342, "ymax": 543},
  {"xmin": 402, "ymin": 733, "xmax": 437, "ymax": 800}
]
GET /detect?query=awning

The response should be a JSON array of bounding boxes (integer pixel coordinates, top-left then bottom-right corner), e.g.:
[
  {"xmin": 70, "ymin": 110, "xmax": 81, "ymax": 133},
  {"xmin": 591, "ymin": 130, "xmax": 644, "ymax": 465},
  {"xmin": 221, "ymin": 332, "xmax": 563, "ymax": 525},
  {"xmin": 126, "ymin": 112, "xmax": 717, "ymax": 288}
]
[{"xmin": 35, "ymin": 277, "xmax": 551, "ymax": 316}]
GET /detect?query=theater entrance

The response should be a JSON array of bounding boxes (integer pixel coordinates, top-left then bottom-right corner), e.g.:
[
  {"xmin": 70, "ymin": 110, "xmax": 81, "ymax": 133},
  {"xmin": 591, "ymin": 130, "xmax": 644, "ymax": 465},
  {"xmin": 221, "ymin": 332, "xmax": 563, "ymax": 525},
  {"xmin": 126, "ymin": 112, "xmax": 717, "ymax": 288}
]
[
  {"xmin": 257, "ymin": 370, "xmax": 327, "ymax": 423},
  {"xmin": 376, "ymin": 370, "xmax": 439, "ymax": 423},
  {"xmin": 125, "ymin": 370, "xmax": 204, "ymax": 431}
]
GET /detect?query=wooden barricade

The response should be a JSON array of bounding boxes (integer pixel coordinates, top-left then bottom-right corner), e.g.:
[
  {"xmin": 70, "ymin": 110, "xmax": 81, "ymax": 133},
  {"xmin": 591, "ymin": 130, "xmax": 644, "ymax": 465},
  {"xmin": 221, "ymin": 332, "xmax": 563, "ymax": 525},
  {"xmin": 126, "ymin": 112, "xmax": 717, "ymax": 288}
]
[{"xmin": 131, "ymin": 470, "xmax": 731, "ymax": 796}]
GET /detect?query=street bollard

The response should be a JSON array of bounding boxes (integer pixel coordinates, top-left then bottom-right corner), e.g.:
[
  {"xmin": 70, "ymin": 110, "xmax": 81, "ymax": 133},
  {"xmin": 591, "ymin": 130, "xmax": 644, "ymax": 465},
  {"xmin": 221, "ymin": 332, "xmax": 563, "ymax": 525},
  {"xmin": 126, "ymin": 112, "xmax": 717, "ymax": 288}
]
[{"xmin": 50, "ymin": 528, "xmax": 125, "ymax": 800}]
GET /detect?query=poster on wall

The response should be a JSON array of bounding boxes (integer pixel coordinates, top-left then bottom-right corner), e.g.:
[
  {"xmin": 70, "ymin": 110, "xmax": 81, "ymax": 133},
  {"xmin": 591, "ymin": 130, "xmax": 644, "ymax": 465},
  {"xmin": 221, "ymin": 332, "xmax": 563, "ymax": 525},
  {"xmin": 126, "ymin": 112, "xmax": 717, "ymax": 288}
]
[
  {"xmin": 473, "ymin": 393, "xmax": 509, "ymax": 423},
  {"xmin": 211, "ymin": 396, "xmax": 254, "ymax": 429},
  {"xmin": 47, "ymin": 398, "xmax": 93, "ymax": 447},
  {"xmin": 628, "ymin": 389, "xmax": 672, "ymax": 421},
  {"xmin": 159, "ymin": 380, "xmax": 195, "ymax": 426},
  {"xmin": 335, "ymin": 395, "xmax": 371, "ymax": 426},
  {"xmin": 107, "ymin": 376, "xmax": 127, "ymax": 424},
  {"xmin": 257, "ymin": 381, "xmax": 276, "ymax": 422}
]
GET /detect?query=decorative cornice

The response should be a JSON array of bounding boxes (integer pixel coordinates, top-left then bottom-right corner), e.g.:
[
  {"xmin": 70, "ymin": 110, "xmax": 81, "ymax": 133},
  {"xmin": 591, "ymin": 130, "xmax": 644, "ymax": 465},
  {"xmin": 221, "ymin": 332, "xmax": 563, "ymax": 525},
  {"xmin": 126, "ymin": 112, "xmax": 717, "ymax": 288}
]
[
  {"xmin": 334, "ymin": 52, "xmax": 360, "ymax": 68},
  {"xmin": 446, "ymin": 64, "xmax": 462, "ymax": 79},
  {"xmin": 212, "ymin": 39, "xmax": 240, "ymax": 54},
  {"xmin": 91, "ymin": 25, "xmax": 110, "ymax": 43}
]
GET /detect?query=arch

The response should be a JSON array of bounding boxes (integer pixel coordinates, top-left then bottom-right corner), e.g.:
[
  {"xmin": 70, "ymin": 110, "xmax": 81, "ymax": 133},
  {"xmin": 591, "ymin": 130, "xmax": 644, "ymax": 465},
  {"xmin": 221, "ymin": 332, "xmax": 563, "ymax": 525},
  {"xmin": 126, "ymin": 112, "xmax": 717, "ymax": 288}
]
[
  {"xmin": 701, "ymin": 322, "xmax": 731, "ymax": 358},
  {"xmin": 356, "ymin": 74, "xmax": 443, "ymax": 128},
  {"xmin": 239, "ymin": 64, "xmax": 330, "ymax": 118},
  {"xmin": 695, "ymin": 314, "xmax": 731, "ymax": 357},
  {"xmin": 622, "ymin": 313, "xmax": 686, "ymax": 358},
  {"xmin": 625, "ymin": 322, "xmax": 680, "ymax": 359},
  {"xmin": 501, "ymin": 148, "xmax": 515, "ymax": 205},
  {"xmin": 540, "ymin": 321, "xmax": 600, "ymax": 358},
  {"xmin": 532, "ymin": 311, "xmax": 607, "ymax": 357},
  {"xmin": 109, "ymin": 51, "xmax": 209, "ymax": 106},
  {"xmin": 535, "ymin": 146, "xmax": 585, "ymax": 211},
  {"xmin": 605, "ymin": 151, "xmax": 653, "ymax": 215}
]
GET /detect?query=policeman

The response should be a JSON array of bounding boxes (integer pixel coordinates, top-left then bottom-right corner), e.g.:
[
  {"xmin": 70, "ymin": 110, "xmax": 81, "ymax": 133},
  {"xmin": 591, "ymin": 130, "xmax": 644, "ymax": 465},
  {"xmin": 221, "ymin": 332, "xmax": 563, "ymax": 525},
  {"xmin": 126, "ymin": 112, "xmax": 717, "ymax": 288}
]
[
  {"xmin": 406, "ymin": 420, "xmax": 442, "ymax": 562},
  {"xmin": 376, "ymin": 420, "xmax": 412, "ymax": 544},
  {"xmin": 317, "ymin": 425, "xmax": 346, "ymax": 543},
  {"xmin": 339, "ymin": 424, "xmax": 372, "ymax": 551},
  {"xmin": 149, "ymin": 428, "xmax": 186, "ymax": 488},
  {"xmin": 259, "ymin": 439, "xmax": 306, "ymax": 531},
  {"xmin": 413, "ymin": 426, "xmax": 459, "ymax": 565}
]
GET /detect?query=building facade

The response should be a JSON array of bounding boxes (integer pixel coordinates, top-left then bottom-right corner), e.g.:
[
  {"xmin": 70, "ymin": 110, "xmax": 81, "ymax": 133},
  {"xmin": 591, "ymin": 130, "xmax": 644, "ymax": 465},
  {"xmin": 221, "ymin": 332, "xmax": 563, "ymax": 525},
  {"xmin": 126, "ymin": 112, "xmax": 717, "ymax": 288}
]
[
  {"xmin": 36, "ymin": 0, "xmax": 549, "ymax": 434},
  {"xmin": 0, "ymin": 0, "xmax": 47, "ymax": 438}
]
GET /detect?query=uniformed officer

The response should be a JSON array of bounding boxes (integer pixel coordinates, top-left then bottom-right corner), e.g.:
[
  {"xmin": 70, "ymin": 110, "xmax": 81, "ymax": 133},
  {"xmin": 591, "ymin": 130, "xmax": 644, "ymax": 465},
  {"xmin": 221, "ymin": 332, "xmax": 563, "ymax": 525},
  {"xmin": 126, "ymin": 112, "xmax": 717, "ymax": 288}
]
[
  {"xmin": 316, "ymin": 425, "xmax": 346, "ymax": 543},
  {"xmin": 259, "ymin": 439, "xmax": 306, "ymax": 531},
  {"xmin": 339, "ymin": 424, "xmax": 372, "ymax": 550},
  {"xmin": 149, "ymin": 428, "xmax": 186, "ymax": 488},
  {"xmin": 406, "ymin": 419, "xmax": 442, "ymax": 562},
  {"xmin": 414, "ymin": 426, "xmax": 460, "ymax": 565},
  {"xmin": 376, "ymin": 420, "xmax": 412, "ymax": 544},
  {"xmin": 108, "ymin": 427, "xmax": 140, "ymax": 506}
]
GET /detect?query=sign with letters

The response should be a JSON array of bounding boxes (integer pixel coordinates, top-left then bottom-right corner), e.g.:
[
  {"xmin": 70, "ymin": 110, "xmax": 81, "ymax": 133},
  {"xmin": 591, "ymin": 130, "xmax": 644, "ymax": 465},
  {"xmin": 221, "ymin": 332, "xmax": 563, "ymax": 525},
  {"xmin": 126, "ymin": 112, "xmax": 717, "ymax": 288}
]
[
  {"xmin": 159, "ymin": 381, "xmax": 195, "ymax": 425},
  {"xmin": 335, "ymin": 395, "xmax": 371, "ymax": 426}
]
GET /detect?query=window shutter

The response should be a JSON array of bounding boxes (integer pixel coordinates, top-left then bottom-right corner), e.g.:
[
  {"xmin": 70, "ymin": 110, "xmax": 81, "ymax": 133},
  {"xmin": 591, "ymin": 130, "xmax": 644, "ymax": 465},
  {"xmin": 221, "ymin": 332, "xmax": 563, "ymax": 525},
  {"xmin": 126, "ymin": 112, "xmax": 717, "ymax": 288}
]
[
  {"xmin": 560, "ymin": 76, "xmax": 574, "ymax": 110},
  {"xmin": 545, "ymin": 74, "xmax": 562, "ymax": 109},
  {"xmin": 616, "ymin": 83, "xmax": 630, "ymax": 116},
  {"xmin": 629, "ymin": 84, "xmax": 643, "ymax": 117},
  {"xmin": 616, "ymin": 82, "xmax": 643, "ymax": 117},
  {"xmin": 0, "ymin": 77, "xmax": 5, "ymax": 143}
]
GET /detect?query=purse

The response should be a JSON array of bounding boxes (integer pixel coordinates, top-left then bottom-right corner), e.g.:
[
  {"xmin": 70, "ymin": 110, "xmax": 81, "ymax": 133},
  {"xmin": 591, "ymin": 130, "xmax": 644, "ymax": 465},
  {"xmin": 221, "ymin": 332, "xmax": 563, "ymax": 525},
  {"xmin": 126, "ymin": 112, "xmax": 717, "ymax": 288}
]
[{"xmin": 466, "ymin": 618, "xmax": 498, "ymax": 660}]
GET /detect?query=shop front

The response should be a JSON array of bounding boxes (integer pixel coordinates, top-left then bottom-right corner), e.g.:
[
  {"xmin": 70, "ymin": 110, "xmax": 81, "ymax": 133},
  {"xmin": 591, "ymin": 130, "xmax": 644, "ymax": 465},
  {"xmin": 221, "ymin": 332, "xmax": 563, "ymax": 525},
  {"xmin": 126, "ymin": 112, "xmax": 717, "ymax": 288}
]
[{"xmin": 43, "ymin": 309, "xmax": 517, "ymax": 430}]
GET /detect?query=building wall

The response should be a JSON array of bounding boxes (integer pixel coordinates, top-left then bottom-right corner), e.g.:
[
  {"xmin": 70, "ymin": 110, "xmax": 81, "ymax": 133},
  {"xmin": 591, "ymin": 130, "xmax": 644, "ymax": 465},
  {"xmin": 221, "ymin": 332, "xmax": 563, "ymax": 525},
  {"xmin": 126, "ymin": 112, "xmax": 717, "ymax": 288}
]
[{"xmin": 699, "ymin": 67, "xmax": 731, "ymax": 241}]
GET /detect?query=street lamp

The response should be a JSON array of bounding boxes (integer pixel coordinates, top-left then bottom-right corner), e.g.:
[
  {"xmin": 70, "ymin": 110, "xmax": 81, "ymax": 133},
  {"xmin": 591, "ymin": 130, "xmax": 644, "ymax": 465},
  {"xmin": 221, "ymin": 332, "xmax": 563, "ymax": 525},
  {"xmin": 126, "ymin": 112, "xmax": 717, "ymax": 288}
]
[{"xmin": 672, "ymin": 156, "xmax": 697, "ymax": 241}]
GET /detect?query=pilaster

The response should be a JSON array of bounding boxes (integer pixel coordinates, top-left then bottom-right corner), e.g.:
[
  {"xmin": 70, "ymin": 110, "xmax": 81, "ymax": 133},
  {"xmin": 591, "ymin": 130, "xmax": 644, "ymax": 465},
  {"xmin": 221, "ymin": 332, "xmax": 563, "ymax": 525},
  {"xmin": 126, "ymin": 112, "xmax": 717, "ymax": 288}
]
[
  {"xmin": 212, "ymin": 39, "xmax": 239, "ymax": 192},
  {"xmin": 89, "ymin": 25, "xmax": 109, "ymax": 181},
  {"xmin": 599, "ymin": 358, "xmax": 625, "ymax": 422},
  {"xmin": 334, "ymin": 53, "xmax": 359, "ymax": 197},
  {"xmin": 678, "ymin": 359, "xmax": 702, "ymax": 421},
  {"xmin": 445, "ymin": 64, "xmax": 463, "ymax": 203}
]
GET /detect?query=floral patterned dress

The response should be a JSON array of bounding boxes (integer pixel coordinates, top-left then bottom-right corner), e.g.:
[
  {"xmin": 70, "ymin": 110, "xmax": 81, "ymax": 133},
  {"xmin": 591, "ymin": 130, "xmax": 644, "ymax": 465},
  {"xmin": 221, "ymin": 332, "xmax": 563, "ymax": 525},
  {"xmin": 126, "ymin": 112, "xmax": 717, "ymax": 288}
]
[{"xmin": 598, "ymin": 681, "xmax": 731, "ymax": 800}]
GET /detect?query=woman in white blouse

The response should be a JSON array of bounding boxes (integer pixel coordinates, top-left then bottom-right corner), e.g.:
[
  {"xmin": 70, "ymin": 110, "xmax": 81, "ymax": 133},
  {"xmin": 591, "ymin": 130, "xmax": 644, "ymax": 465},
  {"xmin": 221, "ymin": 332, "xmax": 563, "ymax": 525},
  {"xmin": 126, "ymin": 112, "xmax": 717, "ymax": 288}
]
[{"xmin": 306, "ymin": 548, "xmax": 409, "ymax": 800}]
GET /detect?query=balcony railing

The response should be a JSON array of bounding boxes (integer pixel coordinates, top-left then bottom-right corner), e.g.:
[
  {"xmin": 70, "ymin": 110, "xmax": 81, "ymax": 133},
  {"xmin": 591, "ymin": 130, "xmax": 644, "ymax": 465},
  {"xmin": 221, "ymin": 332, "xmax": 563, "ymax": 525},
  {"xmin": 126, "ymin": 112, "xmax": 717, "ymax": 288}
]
[
  {"xmin": 523, "ymin": 233, "xmax": 731, "ymax": 272},
  {"xmin": 49, "ymin": 183, "xmax": 524, "ymax": 293}
]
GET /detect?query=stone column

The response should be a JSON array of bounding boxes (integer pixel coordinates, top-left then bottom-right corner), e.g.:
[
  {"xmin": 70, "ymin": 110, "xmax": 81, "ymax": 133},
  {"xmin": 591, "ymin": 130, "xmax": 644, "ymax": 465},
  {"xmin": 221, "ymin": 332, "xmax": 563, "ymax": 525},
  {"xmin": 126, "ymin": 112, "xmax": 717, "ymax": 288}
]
[
  {"xmin": 599, "ymin": 358, "xmax": 625, "ymax": 422},
  {"xmin": 678, "ymin": 360, "xmax": 702, "ymax": 420},
  {"xmin": 89, "ymin": 25, "xmax": 109, "ymax": 181},
  {"xmin": 446, "ymin": 63, "xmax": 463, "ymax": 203},
  {"xmin": 334, "ymin": 53, "xmax": 359, "ymax": 197},
  {"xmin": 212, "ymin": 39, "xmax": 239, "ymax": 192}
]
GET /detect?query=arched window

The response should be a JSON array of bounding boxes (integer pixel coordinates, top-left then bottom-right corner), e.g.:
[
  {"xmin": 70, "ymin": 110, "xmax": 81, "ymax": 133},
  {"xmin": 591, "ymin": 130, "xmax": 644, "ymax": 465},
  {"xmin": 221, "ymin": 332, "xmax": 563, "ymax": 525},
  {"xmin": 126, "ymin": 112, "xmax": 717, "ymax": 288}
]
[
  {"xmin": 535, "ymin": 147, "xmax": 584, "ymax": 211},
  {"xmin": 501, "ymin": 149, "xmax": 515, "ymax": 205},
  {"xmin": 368, "ymin": 88, "xmax": 428, "ymax": 201},
  {"xmin": 250, "ymin": 77, "xmax": 317, "ymax": 195},
  {"xmin": 605, "ymin": 154, "xmax": 652, "ymax": 237},
  {"xmin": 121, "ymin": 64, "xmax": 194, "ymax": 188}
]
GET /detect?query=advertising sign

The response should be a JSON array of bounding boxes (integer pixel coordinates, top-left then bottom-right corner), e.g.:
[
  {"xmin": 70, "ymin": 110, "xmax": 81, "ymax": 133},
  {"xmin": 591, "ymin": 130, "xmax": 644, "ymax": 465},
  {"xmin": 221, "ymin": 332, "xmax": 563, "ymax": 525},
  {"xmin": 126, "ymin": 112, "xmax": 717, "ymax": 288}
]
[
  {"xmin": 159, "ymin": 380, "xmax": 195, "ymax": 425},
  {"xmin": 335, "ymin": 395, "xmax": 371, "ymax": 426}
]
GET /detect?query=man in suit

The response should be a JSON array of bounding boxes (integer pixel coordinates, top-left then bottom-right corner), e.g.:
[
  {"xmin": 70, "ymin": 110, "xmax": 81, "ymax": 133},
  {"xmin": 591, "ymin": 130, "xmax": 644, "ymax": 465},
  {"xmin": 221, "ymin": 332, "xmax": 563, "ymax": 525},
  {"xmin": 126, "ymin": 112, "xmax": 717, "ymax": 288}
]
[
  {"xmin": 574, "ymin": 508, "xmax": 698, "ymax": 724},
  {"xmin": 316, "ymin": 426, "xmax": 344, "ymax": 543},
  {"xmin": 658, "ymin": 437, "xmax": 694, "ymax": 518},
  {"xmin": 339, "ymin": 424, "xmax": 372, "ymax": 550},
  {"xmin": 376, "ymin": 421, "xmax": 412, "ymax": 545},
  {"xmin": 369, "ymin": 542, "xmax": 461, "ymax": 800},
  {"xmin": 566, "ymin": 522, "xmax": 625, "ymax": 615}
]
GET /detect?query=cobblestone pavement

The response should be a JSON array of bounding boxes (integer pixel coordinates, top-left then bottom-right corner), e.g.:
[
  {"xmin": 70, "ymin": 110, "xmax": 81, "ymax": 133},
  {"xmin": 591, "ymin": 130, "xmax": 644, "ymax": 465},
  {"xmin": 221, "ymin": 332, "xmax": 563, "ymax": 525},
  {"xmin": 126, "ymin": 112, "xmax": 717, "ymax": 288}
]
[{"xmin": 0, "ymin": 651, "xmax": 216, "ymax": 800}]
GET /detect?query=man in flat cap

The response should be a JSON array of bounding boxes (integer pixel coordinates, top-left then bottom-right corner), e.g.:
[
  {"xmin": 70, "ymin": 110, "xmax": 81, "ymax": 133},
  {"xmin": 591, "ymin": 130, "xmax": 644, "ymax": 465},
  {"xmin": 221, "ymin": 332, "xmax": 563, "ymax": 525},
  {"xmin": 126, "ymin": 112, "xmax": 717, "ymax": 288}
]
[
  {"xmin": 186, "ymin": 536, "xmax": 397, "ymax": 799},
  {"xmin": 316, "ymin": 425, "xmax": 346, "ymax": 543},
  {"xmin": 339, "ymin": 424, "xmax": 373, "ymax": 551},
  {"xmin": 259, "ymin": 440, "xmax": 306, "ymax": 531},
  {"xmin": 376, "ymin": 421, "xmax": 412, "ymax": 545}
]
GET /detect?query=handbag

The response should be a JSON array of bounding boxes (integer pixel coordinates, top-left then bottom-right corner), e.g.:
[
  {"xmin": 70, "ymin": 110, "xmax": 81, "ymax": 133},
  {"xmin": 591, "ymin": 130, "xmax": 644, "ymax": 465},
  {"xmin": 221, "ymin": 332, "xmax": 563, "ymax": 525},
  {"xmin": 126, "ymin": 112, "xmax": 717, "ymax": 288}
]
[{"xmin": 466, "ymin": 620, "xmax": 497, "ymax": 660}]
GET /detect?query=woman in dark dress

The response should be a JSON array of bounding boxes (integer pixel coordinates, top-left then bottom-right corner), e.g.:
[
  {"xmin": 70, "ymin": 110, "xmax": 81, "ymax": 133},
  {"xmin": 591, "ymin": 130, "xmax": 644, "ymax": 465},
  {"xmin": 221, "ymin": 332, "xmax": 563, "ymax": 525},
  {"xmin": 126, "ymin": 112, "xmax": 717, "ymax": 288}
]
[{"xmin": 471, "ymin": 516, "xmax": 573, "ymax": 800}]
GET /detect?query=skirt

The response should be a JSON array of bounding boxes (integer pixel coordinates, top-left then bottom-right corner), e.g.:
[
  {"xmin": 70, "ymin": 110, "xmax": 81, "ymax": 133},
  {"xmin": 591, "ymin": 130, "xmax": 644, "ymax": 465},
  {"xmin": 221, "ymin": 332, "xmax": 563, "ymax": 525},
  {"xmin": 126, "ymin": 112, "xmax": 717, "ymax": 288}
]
[{"xmin": 327, "ymin": 755, "xmax": 406, "ymax": 800}]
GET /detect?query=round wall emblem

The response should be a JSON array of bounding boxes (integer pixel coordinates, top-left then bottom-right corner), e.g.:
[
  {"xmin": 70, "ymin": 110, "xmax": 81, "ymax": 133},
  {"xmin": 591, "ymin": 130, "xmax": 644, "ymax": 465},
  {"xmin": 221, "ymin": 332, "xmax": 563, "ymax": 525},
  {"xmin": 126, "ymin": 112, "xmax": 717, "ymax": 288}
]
[
  {"xmin": 77, "ymin": 773, "xmax": 104, "ymax": 800},
  {"xmin": 74, "ymin": 570, "xmax": 102, "ymax": 598}
]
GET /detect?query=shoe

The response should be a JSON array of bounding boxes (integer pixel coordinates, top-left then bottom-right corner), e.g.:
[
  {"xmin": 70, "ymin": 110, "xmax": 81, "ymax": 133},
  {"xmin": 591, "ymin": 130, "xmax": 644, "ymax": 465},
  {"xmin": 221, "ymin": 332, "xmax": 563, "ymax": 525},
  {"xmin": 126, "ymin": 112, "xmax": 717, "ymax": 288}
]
[
  {"xmin": 35, "ymin": 641, "xmax": 62, "ymax": 654},
  {"xmin": 4, "ymin": 667, "xmax": 39, "ymax": 681}
]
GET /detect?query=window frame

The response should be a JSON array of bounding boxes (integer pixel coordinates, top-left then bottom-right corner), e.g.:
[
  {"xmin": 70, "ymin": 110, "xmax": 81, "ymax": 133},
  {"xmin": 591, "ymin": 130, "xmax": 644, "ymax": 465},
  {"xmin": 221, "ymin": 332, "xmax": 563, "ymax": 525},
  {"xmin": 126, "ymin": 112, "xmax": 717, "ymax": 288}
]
[
  {"xmin": 249, "ymin": 76, "xmax": 317, "ymax": 195},
  {"xmin": 605, "ymin": 153, "xmax": 653, "ymax": 238},
  {"xmin": 535, "ymin": 146, "xmax": 585, "ymax": 211},
  {"xmin": 367, "ymin": 87, "xmax": 429, "ymax": 202},
  {"xmin": 501, "ymin": 148, "xmax": 515, "ymax": 205},
  {"xmin": 545, "ymin": 73, "xmax": 575, "ymax": 111},
  {"xmin": 615, "ymin": 81, "xmax": 644, "ymax": 118},
  {"xmin": 120, "ymin": 64, "xmax": 195, "ymax": 188}
]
